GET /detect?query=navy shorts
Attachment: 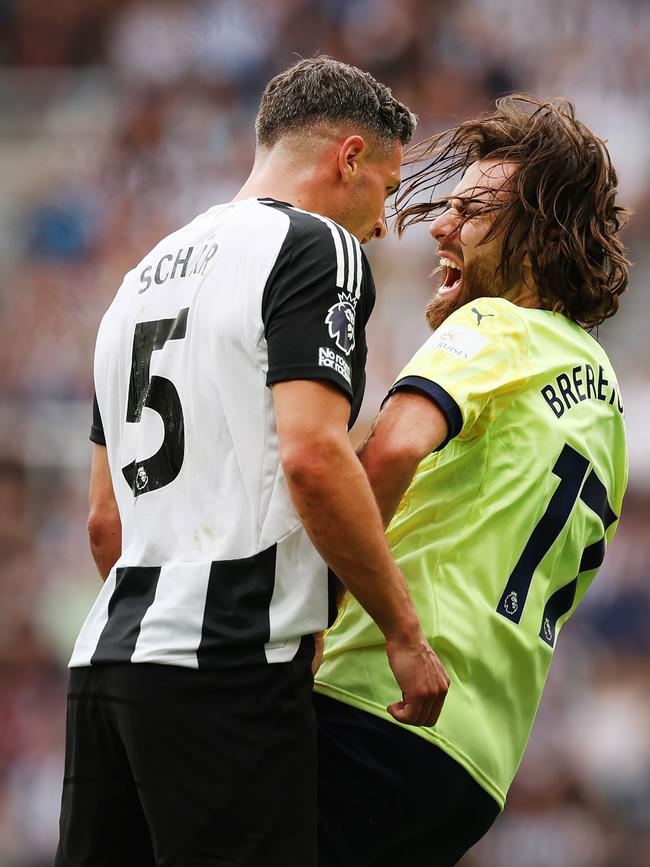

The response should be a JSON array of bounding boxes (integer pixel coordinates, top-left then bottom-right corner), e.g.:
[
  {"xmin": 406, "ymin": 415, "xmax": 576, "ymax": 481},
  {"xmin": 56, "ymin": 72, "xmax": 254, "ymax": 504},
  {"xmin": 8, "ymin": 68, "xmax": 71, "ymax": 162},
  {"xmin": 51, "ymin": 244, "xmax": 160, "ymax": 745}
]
[
  {"xmin": 55, "ymin": 659, "xmax": 317, "ymax": 867},
  {"xmin": 315, "ymin": 692, "xmax": 500, "ymax": 867}
]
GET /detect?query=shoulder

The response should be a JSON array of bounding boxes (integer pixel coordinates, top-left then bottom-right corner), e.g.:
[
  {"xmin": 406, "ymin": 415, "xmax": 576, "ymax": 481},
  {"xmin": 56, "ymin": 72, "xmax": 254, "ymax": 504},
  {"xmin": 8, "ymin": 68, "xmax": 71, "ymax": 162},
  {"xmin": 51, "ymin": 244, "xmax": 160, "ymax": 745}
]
[
  {"xmin": 452, "ymin": 297, "xmax": 529, "ymax": 328},
  {"xmin": 260, "ymin": 200, "xmax": 360, "ymax": 260},
  {"xmin": 403, "ymin": 298, "xmax": 532, "ymax": 374},
  {"xmin": 260, "ymin": 201, "xmax": 368, "ymax": 298},
  {"xmin": 442, "ymin": 297, "xmax": 531, "ymax": 350}
]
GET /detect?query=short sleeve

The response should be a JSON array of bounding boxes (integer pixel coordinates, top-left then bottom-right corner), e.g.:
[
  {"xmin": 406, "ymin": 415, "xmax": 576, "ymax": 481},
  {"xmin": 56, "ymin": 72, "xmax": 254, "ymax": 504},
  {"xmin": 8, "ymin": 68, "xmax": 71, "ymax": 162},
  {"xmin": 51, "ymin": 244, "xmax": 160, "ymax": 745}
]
[
  {"xmin": 90, "ymin": 393, "xmax": 106, "ymax": 445},
  {"xmin": 386, "ymin": 298, "xmax": 531, "ymax": 447},
  {"xmin": 262, "ymin": 210, "xmax": 372, "ymax": 402}
]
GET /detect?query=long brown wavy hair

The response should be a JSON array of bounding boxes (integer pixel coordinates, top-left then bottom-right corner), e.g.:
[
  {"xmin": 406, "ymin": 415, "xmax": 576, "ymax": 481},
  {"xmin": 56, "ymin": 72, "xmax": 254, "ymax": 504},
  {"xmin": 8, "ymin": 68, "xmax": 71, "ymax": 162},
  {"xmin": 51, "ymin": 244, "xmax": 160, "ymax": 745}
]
[{"xmin": 395, "ymin": 94, "xmax": 630, "ymax": 329}]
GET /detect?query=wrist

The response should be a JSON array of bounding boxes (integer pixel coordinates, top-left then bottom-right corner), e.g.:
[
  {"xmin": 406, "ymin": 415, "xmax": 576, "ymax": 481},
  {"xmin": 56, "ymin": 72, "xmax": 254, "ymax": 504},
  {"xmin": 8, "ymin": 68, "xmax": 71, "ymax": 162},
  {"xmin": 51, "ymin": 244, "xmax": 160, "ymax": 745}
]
[{"xmin": 383, "ymin": 611, "xmax": 422, "ymax": 647}]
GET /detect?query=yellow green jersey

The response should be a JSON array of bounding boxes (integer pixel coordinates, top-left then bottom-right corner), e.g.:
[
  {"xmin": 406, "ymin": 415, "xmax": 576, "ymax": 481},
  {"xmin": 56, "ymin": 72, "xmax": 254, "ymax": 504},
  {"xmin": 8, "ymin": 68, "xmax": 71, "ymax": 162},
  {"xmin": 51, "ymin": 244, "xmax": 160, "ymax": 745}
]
[{"xmin": 315, "ymin": 297, "xmax": 628, "ymax": 809}]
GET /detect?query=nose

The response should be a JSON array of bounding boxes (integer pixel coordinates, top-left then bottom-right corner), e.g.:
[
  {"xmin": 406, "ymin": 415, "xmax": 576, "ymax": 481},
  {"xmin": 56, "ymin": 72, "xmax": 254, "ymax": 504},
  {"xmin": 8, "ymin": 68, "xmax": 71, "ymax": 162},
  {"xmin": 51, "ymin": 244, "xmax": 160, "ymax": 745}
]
[{"xmin": 429, "ymin": 208, "xmax": 460, "ymax": 242}]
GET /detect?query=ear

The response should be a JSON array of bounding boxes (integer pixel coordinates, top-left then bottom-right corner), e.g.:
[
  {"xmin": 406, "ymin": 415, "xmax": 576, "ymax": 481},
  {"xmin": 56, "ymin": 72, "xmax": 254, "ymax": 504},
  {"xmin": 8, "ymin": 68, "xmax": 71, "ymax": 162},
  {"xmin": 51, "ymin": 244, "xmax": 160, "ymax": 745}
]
[{"xmin": 337, "ymin": 135, "xmax": 366, "ymax": 184}]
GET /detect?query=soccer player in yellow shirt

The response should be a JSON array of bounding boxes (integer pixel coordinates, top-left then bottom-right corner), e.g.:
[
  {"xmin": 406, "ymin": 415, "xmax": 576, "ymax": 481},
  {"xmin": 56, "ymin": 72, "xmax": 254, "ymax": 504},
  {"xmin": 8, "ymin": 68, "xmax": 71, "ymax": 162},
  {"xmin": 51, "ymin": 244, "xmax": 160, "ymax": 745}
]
[{"xmin": 315, "ymin": 95, "xmax": 630, "ymax": 867}]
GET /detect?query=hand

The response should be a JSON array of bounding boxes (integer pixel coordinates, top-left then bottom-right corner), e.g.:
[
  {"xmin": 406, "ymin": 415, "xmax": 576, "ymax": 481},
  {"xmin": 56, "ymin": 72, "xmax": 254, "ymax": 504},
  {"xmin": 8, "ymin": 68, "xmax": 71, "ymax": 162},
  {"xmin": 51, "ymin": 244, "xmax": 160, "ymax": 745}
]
[
  {"xmin": 385, "ymin": 633, "xmax": 450, "ymax": 727},
  {"xmin": 312, "ymin": 631, "xmax": 324, "ymax": 675}
]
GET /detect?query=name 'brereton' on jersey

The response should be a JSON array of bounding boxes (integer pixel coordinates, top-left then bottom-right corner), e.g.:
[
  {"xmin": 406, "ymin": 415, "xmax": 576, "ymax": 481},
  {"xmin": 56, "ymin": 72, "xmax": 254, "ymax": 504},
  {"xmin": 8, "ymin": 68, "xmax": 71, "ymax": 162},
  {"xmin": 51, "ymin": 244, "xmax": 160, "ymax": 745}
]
[{"xmin": 72, "ymin": 197, "xmax": 375, "ymax": 671}]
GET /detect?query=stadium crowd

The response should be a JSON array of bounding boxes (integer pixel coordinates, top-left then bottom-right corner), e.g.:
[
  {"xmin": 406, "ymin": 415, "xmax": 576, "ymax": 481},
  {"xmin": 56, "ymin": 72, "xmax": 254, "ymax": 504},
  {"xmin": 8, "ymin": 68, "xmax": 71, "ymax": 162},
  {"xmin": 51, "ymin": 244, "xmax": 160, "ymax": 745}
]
[{"xmin": 0, "ymin": 1, "xmax": 649, "ymax": 865}]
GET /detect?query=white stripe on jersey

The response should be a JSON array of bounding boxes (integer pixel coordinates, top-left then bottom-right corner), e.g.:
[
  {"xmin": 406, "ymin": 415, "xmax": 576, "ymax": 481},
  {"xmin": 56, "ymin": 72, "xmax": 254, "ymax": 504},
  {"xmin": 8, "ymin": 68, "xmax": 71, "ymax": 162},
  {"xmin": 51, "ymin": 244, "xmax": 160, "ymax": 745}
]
[
  {"xmin": 265, "ymin": 525, "xmax": 329, "ymax": 664},
  {"xmin": 321, "ymin": 218, "xmax": 346, "ymax": 289},
  {"xmin": 130, "ymin": 562, "xmax": 211, "ymax": 667},
  {"xmin": 353, "ymin": 235, "xmax": 363, "ymax": 300},
  {"xmin": 342, "ymin": 229, "xmax": 356, "ymax": 297}
]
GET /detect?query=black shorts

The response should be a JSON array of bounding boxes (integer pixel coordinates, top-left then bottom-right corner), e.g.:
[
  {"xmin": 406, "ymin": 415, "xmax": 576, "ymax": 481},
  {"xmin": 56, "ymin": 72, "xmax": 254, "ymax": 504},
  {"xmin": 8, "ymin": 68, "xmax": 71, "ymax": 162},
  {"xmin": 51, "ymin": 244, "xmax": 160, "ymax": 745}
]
[
  {"xmin": 55, "ymin": 658, "xmax": 317, "ymax": 867},
  {"xmin": 315, "ymin": 693, "xmax": 500, "ymax": 867}
]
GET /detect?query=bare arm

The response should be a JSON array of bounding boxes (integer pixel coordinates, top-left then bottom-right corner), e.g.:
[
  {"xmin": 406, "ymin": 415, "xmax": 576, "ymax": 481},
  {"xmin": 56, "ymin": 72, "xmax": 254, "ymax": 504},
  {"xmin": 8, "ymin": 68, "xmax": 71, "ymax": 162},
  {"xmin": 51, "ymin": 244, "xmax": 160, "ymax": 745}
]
[
  {"xmin": 273, "ymin": 379, "xmax": 449, "ymax": 726},
  {"xmin": 359, "ymin": 390, "xmax": 449, "ymax": 527},
  {"xmin": 87, "ymin": 444, "xmax": 121, "ymax": 580}
]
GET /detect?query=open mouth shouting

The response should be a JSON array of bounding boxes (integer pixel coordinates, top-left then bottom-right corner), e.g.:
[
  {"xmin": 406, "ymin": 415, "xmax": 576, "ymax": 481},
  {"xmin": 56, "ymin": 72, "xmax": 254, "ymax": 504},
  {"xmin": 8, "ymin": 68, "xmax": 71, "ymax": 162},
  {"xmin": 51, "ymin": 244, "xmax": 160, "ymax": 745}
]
[{"xmin": 439, "ymin": 256, "xmax": 463, "ymax": 296}]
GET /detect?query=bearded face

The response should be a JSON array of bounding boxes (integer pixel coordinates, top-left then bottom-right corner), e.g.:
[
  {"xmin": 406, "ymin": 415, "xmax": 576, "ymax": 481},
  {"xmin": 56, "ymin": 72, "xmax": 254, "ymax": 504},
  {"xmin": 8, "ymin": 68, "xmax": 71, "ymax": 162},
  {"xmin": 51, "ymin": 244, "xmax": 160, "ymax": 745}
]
[
  {"xmin": 425, "ymin": 242, "xmax": 507, "ymax": 331},
  {"xmin": 424, "ymin": 160, "xmax": 527, "ymax": 331}
]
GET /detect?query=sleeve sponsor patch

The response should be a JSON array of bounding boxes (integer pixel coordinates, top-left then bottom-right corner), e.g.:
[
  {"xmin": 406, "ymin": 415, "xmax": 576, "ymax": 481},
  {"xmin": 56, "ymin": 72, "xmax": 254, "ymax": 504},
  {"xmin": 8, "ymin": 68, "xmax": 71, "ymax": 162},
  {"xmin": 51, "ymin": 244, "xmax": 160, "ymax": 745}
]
[
  {"xmin": 319, "ymin": 346, "xmax": 352, "ymax": 385},
  {"xmin": 428, "ymin": 324, "xmax": 489, "ymax": 361}
]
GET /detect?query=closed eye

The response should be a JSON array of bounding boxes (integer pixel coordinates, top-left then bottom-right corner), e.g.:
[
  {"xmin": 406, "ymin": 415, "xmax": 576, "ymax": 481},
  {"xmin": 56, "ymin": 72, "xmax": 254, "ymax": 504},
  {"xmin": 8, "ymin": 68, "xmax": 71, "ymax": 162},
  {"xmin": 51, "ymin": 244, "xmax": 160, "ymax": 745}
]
[
  {"xmin": 448, "ymin": 196, "xmax": 478, "ymax": 216},
  {"xmin": 448, "ymin": 194, "xmax": 501, "ymax": 219}
]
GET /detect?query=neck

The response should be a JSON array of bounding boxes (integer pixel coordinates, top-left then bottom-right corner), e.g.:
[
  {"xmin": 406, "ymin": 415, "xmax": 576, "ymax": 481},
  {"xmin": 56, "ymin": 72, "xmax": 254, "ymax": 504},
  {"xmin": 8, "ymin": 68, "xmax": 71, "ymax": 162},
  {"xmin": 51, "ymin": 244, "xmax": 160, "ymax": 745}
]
[
  {"xmin": 234, "ymin": 145, "xmax": 329, "ymax": 214},
  {"xmin": 505, "ymin": 264, "xmax": 542, "ymax": 309},
  {"xmin": 509, "ymin": 257, "xmax": 543, "ymax": 309},
  {"xmin": 512, "ymin": 284, "xmax": 542, "ymax": 309}
]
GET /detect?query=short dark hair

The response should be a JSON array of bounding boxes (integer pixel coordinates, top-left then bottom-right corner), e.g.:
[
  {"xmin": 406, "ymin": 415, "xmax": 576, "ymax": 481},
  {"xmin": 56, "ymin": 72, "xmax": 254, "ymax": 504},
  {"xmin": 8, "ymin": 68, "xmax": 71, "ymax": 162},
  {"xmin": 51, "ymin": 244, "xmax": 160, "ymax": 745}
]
[
  {"xmin": 255, "ymin": 56, "xmax": 416, "ymax": 150},
  {"xmin": 396, "ymin": 94, "xmax": 630, "ymax": 329}
]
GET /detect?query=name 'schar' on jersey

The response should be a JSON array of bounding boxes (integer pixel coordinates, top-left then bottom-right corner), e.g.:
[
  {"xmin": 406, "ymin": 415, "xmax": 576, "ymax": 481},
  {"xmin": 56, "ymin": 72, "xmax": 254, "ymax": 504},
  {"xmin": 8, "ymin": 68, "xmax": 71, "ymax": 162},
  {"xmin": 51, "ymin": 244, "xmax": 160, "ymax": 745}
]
[
  {"xmin": 541, "ymin": 363, "xmax": 623, "ymax": 418},
  {"xmin": 139, "ymin": 243, "xmax": 219, "ymax": 294}
]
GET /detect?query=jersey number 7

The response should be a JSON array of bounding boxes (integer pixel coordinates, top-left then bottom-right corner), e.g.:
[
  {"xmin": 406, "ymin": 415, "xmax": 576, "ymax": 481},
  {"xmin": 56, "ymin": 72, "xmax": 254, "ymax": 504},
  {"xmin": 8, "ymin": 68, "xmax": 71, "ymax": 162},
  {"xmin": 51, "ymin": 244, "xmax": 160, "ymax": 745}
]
[
  {"xmin": 122, "ymin": 308, "xmax": 189, "ymax": 497},
  {"xmin": 496, "ymin": 442, "xmax": 617, "ymax": 647}
]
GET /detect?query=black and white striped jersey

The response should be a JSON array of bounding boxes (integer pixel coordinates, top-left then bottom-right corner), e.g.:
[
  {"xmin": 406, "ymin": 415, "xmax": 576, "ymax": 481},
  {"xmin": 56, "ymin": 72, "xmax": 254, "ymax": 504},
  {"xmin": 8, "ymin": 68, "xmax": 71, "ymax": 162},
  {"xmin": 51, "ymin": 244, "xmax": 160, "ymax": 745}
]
[{"xmin": 71, "ymin": 198, "xmax": 374, "ymax": 670}]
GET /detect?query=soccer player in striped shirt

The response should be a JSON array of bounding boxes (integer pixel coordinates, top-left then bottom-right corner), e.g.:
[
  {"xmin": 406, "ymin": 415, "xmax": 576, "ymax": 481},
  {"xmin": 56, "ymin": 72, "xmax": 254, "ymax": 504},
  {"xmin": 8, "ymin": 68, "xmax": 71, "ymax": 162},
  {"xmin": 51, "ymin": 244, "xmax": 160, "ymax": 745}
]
[
  {"xmin": 315, "ymin": 95, "xmax": 630, "ymax": 866},
  {"xmin": 54, "ymin": 58, "xmax": 449, "ymax": 867}
]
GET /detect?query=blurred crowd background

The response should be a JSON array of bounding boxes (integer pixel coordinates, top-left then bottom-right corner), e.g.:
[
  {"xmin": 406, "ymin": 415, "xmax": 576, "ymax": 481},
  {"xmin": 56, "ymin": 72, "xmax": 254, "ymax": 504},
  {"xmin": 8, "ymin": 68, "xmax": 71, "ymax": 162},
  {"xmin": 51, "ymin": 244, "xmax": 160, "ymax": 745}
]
[{"xmin": 0, "ymin": 1, "xmax": 649, "ymax": 865}]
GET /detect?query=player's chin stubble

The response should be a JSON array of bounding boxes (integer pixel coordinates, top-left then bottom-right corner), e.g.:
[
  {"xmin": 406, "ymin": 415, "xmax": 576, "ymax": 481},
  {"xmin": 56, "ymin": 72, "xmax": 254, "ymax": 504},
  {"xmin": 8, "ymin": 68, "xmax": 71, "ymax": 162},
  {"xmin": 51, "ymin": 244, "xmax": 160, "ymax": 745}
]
[
  {"xmin": 426, "ymin": 286, "xmax": 472, "ymax": 331},
  {"xmin": 425, "ymin": 256, "xmax": 507, "ymax": 332}
]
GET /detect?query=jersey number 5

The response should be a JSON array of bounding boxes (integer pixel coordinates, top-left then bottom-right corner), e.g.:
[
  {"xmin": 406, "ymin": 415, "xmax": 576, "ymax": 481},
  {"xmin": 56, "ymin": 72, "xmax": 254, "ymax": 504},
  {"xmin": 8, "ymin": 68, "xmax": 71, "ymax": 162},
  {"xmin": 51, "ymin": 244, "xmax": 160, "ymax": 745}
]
[
  {"xmin": 496, "ymin": 442, "xmax": 617, "ymax": 647},
  {"xmin": 122, "ymin": 308, "xmax": 189, "ymax": 497}
]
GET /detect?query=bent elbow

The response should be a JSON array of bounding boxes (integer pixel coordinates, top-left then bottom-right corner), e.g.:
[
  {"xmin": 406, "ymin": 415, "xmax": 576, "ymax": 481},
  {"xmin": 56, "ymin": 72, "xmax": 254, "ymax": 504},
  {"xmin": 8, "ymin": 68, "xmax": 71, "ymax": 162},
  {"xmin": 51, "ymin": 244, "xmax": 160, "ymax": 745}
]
[
  {"xmin": 87, "ymin": 508, "xmax": 120, "ymax": 551},
  {"xmin": 280, "ymin": 434, "xmax": 343, "ymax": 491}
]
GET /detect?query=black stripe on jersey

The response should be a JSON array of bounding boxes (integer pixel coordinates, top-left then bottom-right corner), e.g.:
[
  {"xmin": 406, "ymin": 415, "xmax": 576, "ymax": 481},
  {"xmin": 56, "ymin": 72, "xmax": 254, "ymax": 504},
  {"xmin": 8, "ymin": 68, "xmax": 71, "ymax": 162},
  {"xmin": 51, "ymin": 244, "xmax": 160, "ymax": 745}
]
[
  {"xmin": 260, "ymin": 214, "xmax": 294, "ymax": 327},
  {"xmin": 580, "ymin": 468, "xmax": 618, "ymax": 531},
  {"xmin": 539, "ymin": 579, "xmax": 577, "ymax": 648},
  {"xmin": 326, "ymin": 568, "xmax": 339, "ymax": 628},
  {"xmin": 197, "ymin": 545, "xmax": 277, "ymax": 668},
  {"xmin": 384, "ymin": 376, "xmax": 463, "ymax": 450},
  {"xmin": 91, "ymin": 567, "xmax": 161, "ymax": 665},
  {"xmin": 90, "ymin": 393, "xmax": 106, "ymax": 445},
  {"xmin": 539, "ymin": 469, "xmax": 617, "ymax": 647}
]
